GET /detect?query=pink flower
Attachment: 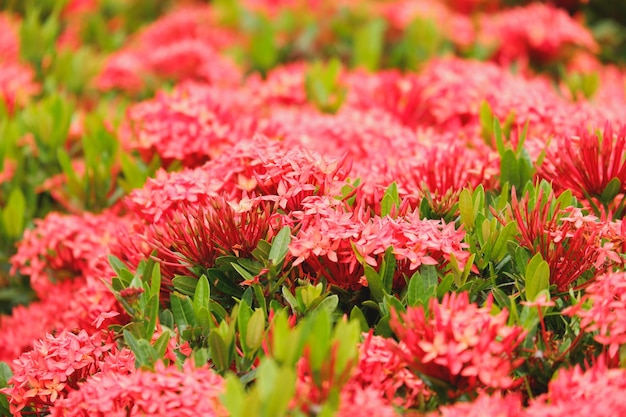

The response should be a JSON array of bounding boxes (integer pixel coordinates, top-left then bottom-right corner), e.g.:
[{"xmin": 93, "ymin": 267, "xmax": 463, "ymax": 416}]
[
  {"xmin": 10, "ymin": 210, "xmax": 131, "ymax": 299},
  {"xmin": 506, "ymin": 189, "xmax": 620, "ymax": 291},
  {"xmin": 347, "ymin": 333, "xmax": 430, "ymax": 409},
  {"xmin": 539, "ymin": 124, "xmax": 626, "ymax": 208},
  {"xmin": 526, "ymin": 358, "xmax": 626, "ymax": 417},
  {"xmin": 564, "ymin": 272, "xmax": 626, "ymax": 359},
  {"xmin": 429, "ymin": 392, "xmax": 525, "ymax": 417},
  {"xmin": 389, "ymin": 292, "xmax": 526, "ymax": 397},
  {"xmin": 1, "ymin": 330, "xmax": 130, "ymax": 416},
  {"xmin": 478, "ymin": 3, "xmax": 597, "ymax": 66},
  {"xmin": 48, "ymin": 361, "xmax": 226, "ymax": 417}
]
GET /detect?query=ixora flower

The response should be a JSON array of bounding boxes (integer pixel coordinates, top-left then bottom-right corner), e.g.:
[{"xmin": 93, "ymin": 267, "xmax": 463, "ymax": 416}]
[
  {"xmin": 389, "ymin": 292, "xmax": 526, "ymax": 398},
  {"xmin": 48, "ymin": 361, "xmax": 227, "ymax": 417},
  {"xmin": 142, "ymin": 195, "xmax": 282, "ymax": 287},
  {"xmin": 97, "ymin": 5, "xmax": 241, "ymax": 92},
  {"xmin": 1, "ymin": 330, "xmax": 133, "ymax": 416},
  {"xmin": 391, "ymin": 141, "xmax": 498, "ymax": 216},
  {"xmin": 564, "ymin": 272, "xmax": 626, "ymax": 359},
  {"xmin": 526, "ymin": 357, "xmax": 626, "ymax": 417},
  {"xmin": 290, "ymin": 196, "xmax": 470, "ymax": 290},
  {"xmin": 539, "ymin": 124, "xmax": 626, "ymax": 209},
  {"xmin": 347, "ymin": 333, "xmax": 430, "ymax": 409},
  {"xmin": 478, "ymin": 2, "xmax": 597, "ymax": 66},
  {"xmin": 10, "ymin": 210, "xmax": 130, "ymax": 300},
  {"xmin": 121, "ymin": 82, "xmax": 262, "ymax": 169},
  {"xmin": 507, "ymin": 188, "xmax": 621, "ymax": 292},
  {"xmin": 428, "ymin": 392, "xmax": 525, "ymax": 417}
]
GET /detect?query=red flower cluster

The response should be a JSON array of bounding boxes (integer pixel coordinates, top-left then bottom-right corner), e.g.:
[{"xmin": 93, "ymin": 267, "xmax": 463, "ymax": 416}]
[
  {"xmin": 347, "ymin": 333, "xmax": 430, "ymax": 409},
  {"xmin": 97, "ymin": 6, "xmax": 241, "ymax": 92},
  {"xmin": 10, "ymin": 210, "xmax": 129, "ymax": 298},
  {"xmin": 565, "ymin": 272, "xmax": 626, "ymax": 358},
  {"xmin": 539, "ymin": 124, "xmax": 626, "ymax": 211},
  {"xmin": 389, "ymin": 292, "xmax": 526, "ymax": 397},
  {"xmin": 290, "ymin": 196, "xmax": 469, "ymax": 290},
  {"xmin": 48, "ymin": 361, "xmax": 226, "ymax": 417},
  {"xmin": 1, "ymin": 330, "xmax": 134, "ymax": 416},
  {"xmin": 121, "ymin": 82, "xmax": 263, "ymax": 168},
  {"xmin": 479, "ymin": 3, "xmax": 597, "ymax": 66},
  {"xmin": 526, "ymin": 359, "xmax": 626, "ymax": 416},
  {"xmin": 509, "ymin": 189, "xmax": 622, "ymax": 291},
  {"xmin": 0, "ymin": 14, "xmax": 38, "ymax": 112}
]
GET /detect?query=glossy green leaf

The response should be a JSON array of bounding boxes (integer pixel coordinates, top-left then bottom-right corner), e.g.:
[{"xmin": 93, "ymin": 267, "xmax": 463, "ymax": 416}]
[
  {"xmin": 525, "ymin": 253, "xmax": 550, "ymax": 302},
  {"xmin": 268, "ymin": 226, "xmax": 291, "ymax": 266}
]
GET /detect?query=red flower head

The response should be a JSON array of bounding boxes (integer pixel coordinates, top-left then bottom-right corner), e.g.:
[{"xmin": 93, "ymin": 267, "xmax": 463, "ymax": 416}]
[
  {"xmin": 526, "ymin": 358, "xmax": 626, "ymax": 417},
  {"xmin": 48, "ymin": 361, "xmax": 226, "ymax": 417},
  {"xmin": 1, "ymin": 330, "xmax": 131, "ymax": 416},
  {"xmin": 507, "ymin": 188, "xmax": 621, "ymax": 292},
  {"xmin": 539, "ymin": 124, "xmax": 626, "ymax": 213},
  {"xmin": 10, "ymin": 210, "xmax": 130, "ymax": 299},
  {"xmin": 389, "ymin": 292, "xmax": 526, "ymax": 397},
  {"xmin": 478, "ymin": 3, "xmax": 597, "ymax": 67},
  {"xmin": 121, "ymin": 82, "xmax": 262, "ymax": 169},
  {"xmin": 429, "ymin": 392, "xmax": 525, "ymax": 417},
  {"xmin": 97, "ymin": 5, "xmax": 241, "ymax": 92},
  {"xmin": 564, "ymin": 272, "xmax": 626, "ymax": 359}
]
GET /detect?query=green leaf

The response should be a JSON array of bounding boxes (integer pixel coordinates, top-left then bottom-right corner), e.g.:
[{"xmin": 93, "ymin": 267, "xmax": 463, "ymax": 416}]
[
  {"xmin": 349, "ymin": 306, "xmax": 369, "ymax": 332},
  {"xmin": 0, "ymin": 362, "xmax": 12, "ymax": 386},
  {"xmin": 193, "ymin": 274, "xmax": 210, "ymax": 314},
  {"xmin": 459, "ymin": 188, "xmax": 474, "ymax": 230},
  {"xmin": 600, "ymin": 177, "xmax": 621, "ymax": 204},
  {"xmin": 250, "ymin": 17, "xmax": 277, "ymax": 72},
  {"xmin": 500, "ymin": 149, "xmax": 519, "ymax": 188},
  {"xmin": 172, "ymin": 275, "xmax": 198, "ymax": 297},
  {"xmin": 491, "ymin": 222, "xmax": 518, "ymax": 262},
  {"xmin": 143, "ymin": 295, "xmax": 159, "ymax": 340},
  {"xmin": 525, "ymin": 253, "xmax": 550, "ymax": 302},
  {"xmin": 407, "ymin": 267, "xmax": 437, "ymax": 307},
  {"xmin": 108, "ymin": 255, "xmax": 129, "ymax": 280},
  {"xmin": 123, "ymin": 330, "xmax": 157, "ymax": 369},
  {"xmin": 381, "ymin": 182, "xmax": 400, "ymax": 217},
  {"xmin": 281, "ymin": 286, "xmax": 298, "ymax": 313},
  {"xmin": 208, "ymin": 331, "xmax": 231, "ymax": 373},
  {"xmin": 380, "ymin": 247, "xmax": 396, "ymax": 294},
  {"xmin": 493, "ymin": 118, "xmax": 506, "ymax": 157},
  {"xmin": 171, "ymin": 292, "xmax": 196, "ymax": 332},
  {"xmin": 245, "ymin": 308, "xmax": 266, "ymax": 352},
  {"xmin": 257, "ymin": 359, "xmax": 296, "ymax": 417},
  {"xmin": 231, "ymin": 262, "xmax": 256, "ymax": 282},
  {"xmin": 352, "ymin": 18, "xmax": 386, "ymax": 71},
  {"xmin": 364, "ymin": 265, "xmax": 384, "ymax": 302},
  {"xmin": 479, "ymin": 100, "xmax": 494, "ymax": 145},
  {"xmin": 153, "ymin": 331, "xmax": 171, "ymax": 359},
  {"xmin": 2, "ymin": 188, "xmax": 25, "ymax": 238},
  {"xmin": 268, "ymin": 226, "xmax": 291, "ymax": 267},
  {"xmin": 312, "ymin": 294, "xmax": 338, "ymax": 316},
  {"xmin": 223, "ymin": 374, "xmax": 247, "ymax": 417}
]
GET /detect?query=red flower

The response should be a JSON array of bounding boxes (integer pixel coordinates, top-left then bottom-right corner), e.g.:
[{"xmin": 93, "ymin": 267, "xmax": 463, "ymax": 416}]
[
  {"xmin": 389, "ymin": 292, "xmax": 526, "ymax": 397},
  {"xmin": 347, "ymin": 333, "xmax": 430, "ymax": 409},
  {"xmin": 478, "ymin": 3, "xmax": 597, "ymax": 66},
  {"xmin": 145, "ymin": 196, "xmax": 282, "ymax": 289},
  {"xmin": 11, "ymin": 210, "xmax": 130, "ymax": 299},
  {"xmin": 539, "ymin": 124, "xmax": 626, "ymax": 208},
  {"xmin": 289, "ymin": 196, "xmax": 469, "ymax": 290},
  {"xmin": 1, "ymin": 330, "xmax": 131, "ymax": 416},
  {"xmin": 48, "ymin": 361, "xmax": 226, "ymax": 417},
  {"xmin": 526, "ymin": 357, "xmax": 626, "ymax": 417},
  {"xmin": 507, "ymin": 188, "xmax": 620, "ymax": 291},
  {"xmin": 564, "ymin": 272, "xmax": 626, "ymax": 359},
  {"xmin": 429, "ymin": 392, "xmax": 525, "ymax": 417}
]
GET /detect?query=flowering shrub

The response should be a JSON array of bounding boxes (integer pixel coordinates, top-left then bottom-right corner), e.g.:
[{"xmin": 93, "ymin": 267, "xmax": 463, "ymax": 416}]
[{"xmin": 0, "ymin": 0, "xmax": 625, "ymax": 416}]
